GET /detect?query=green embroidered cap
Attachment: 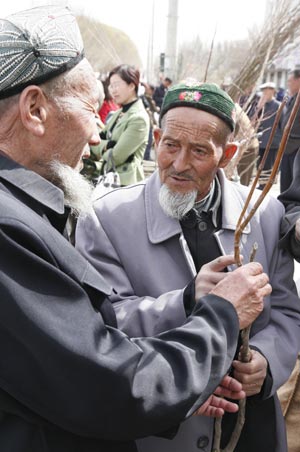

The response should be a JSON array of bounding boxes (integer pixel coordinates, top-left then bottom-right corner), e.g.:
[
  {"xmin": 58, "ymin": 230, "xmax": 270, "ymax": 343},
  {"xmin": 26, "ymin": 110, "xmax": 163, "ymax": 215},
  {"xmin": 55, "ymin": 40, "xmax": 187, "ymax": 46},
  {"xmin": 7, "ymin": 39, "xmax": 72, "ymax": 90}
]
[{"xmin": 159, "ymin": 82, "xmax": 236, "ymax": 131}]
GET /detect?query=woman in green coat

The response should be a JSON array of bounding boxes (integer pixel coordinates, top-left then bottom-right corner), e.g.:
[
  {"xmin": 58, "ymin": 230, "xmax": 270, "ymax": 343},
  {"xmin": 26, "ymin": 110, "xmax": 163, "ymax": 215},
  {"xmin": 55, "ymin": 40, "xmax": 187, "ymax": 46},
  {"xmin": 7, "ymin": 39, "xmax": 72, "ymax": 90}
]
[{"xmin": 94, "ymin": 64, "xmax": 150, "ymax": 186}]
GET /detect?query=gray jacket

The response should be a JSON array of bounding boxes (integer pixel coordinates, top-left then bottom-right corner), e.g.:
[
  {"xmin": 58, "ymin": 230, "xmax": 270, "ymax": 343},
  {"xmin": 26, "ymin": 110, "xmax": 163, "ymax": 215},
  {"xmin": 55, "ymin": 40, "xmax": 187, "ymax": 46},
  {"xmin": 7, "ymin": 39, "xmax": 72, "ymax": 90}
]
[{"xmin": 76, "ymin": 170, "xmax": 300, "ymax": 452}]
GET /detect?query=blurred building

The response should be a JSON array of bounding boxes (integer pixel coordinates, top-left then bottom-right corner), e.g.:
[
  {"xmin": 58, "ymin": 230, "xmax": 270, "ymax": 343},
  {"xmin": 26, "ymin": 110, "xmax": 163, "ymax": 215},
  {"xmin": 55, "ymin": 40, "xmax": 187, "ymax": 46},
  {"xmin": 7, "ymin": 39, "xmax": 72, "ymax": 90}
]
[{"xmin": 263, "ymin": 41, "xmax": 300, "ymax": 89}]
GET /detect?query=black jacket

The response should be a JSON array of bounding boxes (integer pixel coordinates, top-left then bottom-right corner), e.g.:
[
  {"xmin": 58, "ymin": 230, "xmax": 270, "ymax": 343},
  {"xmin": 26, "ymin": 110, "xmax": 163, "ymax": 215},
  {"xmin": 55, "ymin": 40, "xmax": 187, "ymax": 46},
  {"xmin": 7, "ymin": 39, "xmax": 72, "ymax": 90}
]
[
  {"xmin": 257, "ymin": 99, "xmax": 281, "ymax": 149},
  {"xmin": 0, "ymin": 154, "xmax": 239, "ymax": 452},
  {"xmin": 279, "ymin": 148, "xmax": 300, "ymax": 258},
  {"xmin": 279, "ymin": 94, "xmax": 300, "ymax": 154}
]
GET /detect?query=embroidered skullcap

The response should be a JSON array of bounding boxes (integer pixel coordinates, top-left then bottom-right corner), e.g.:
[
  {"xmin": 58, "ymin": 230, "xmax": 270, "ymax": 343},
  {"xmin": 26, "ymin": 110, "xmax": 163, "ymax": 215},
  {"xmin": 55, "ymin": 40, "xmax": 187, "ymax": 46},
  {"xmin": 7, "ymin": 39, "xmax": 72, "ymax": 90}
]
[
  {"xmin": 0, "ymin": 5, "xmax": 84, "ymax": 99},
  {"xmin": 159, "ymin": 82, "xmax": 236, "ymax": 131}
]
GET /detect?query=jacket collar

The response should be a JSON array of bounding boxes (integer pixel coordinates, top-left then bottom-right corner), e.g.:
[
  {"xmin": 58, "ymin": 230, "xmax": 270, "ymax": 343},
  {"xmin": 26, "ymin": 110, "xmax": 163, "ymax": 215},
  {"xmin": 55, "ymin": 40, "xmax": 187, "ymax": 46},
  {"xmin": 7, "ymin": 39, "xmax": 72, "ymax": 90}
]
[
  {"xmin": 0, "ymin": 154, "xmax": 65, "ymax": 214},
  {"xmin": 144, "ymin": 170, "xmax": 251, "ymax": 244}
]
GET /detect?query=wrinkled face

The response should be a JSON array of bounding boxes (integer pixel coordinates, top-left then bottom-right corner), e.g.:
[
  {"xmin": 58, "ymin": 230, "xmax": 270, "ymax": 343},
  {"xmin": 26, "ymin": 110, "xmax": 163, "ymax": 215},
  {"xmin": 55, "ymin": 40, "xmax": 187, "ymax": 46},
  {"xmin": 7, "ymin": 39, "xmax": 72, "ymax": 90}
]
[
  {"xmin": 155, "ymin": 107, "xmax": 233, "ymax": 202},
  {"xmin": 287, "ymin": 74, "xmax": 300, "ymax": 97},
  {"xmin": 47, "ymin": 61, "xmax": 100, "ymax": 171},
  {"xmin": 108, "ymin": 73, "xmax": 136, "ymax": 105}
]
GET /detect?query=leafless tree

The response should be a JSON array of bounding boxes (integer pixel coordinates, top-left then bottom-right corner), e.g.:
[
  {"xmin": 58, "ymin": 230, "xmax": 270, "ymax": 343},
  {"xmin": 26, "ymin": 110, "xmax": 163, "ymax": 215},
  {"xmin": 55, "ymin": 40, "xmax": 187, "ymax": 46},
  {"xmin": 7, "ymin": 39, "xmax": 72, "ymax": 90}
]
[
  {"xmin": 227, "ymin": 0, "xmax": 300, "ymax": 101},
  {"xmin": 77, "ymin": 16, "xmax": 142, "ymax": 75}
]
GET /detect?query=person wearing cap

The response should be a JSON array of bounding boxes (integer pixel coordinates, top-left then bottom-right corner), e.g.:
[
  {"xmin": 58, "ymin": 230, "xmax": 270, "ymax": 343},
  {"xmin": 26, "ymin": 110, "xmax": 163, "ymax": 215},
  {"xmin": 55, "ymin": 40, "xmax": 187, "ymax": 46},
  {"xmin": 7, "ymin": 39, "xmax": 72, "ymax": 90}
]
[
  {"xmin": 253, "ymin": 81, "xmax": 281, "ymax": 189},
  {"xmin": 0, "ymin": 6, "xmax": 276, "ymax": 452},
  {"xmin": 277, "ymin": 164, "xmax": 300, "ymax": 452},
  {"xmin": 76, "ymin": 82, "xmax": 300, "ymax": 452},
  {"xmin": 279, "ymin": 69, "xmax": 300, "ymax": 192}
]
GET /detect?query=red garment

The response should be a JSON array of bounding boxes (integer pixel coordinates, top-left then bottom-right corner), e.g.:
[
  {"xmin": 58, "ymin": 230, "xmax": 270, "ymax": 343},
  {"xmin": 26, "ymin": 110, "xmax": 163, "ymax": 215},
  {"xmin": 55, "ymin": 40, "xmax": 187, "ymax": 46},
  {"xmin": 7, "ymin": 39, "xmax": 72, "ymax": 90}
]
[{"xmin": 99, "ymin": 100, "xmax": 119, "ymax": 123}]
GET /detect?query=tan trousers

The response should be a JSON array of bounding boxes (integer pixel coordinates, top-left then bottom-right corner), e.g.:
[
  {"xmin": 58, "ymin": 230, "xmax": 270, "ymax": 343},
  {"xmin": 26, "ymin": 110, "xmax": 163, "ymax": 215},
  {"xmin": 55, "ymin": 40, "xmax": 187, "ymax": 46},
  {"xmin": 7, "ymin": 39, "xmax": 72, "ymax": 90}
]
[{"xmin": 278, "ymin": 354, "xmax": 300, "ymax": 452}]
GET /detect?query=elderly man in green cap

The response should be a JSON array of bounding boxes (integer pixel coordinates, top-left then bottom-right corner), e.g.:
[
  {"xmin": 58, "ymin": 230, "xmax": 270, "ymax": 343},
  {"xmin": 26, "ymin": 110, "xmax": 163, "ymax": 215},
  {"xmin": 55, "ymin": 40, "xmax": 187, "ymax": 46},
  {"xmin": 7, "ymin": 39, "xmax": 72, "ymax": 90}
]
[
  {"xmin": 76, "ymin": 82, "xmax": 300, "ymax": 452},
  {"xmin": 0, "ymin": 6, "xmax": 279, "ymax": 452}
]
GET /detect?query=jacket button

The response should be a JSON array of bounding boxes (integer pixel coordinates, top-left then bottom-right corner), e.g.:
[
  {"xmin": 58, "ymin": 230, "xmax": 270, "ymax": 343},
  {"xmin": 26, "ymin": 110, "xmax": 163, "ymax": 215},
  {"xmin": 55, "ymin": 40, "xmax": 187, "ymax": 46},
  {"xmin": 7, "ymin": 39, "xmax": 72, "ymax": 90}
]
[
  {"xmin": 198, "ymin": 221, "xmax": 208, "ymax": 231},
  {"xmin": 197, "ymin": 435, "xmax": 209, "ymax": 449}
]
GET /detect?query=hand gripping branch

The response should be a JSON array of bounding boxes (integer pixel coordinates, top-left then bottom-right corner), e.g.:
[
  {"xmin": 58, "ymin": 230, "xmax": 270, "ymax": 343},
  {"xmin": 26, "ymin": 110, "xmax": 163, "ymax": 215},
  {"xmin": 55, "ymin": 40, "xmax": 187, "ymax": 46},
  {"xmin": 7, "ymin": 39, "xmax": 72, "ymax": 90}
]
[{"xmin": 213, "ymin": 88, "xmax": 300, "ymax": 452}]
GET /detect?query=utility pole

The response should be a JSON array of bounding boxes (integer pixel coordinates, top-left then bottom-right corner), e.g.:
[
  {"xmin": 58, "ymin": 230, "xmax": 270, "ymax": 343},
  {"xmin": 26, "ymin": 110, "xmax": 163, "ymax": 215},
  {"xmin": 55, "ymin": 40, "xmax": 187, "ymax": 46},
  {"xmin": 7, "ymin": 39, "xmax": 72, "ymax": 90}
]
[
  {"xmin": 165, "ymin": 0, "xmax": 178, "ymax": 82},
  {"xmin": 146, "ymin": 0, "xmax": 155, "ymax": 83}
]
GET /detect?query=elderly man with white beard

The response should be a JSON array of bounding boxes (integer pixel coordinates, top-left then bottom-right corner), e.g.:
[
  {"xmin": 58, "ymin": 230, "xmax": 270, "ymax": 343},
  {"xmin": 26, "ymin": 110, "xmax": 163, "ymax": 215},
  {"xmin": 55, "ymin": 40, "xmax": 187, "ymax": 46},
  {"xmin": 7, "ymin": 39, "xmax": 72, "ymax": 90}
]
[
  {"xmin": 76, "ymin": 82, "xmax": 300, "ymax": 452},
  {"xmin": 0, "ymin": 7, "xmax": 277, "ymax": 452}
]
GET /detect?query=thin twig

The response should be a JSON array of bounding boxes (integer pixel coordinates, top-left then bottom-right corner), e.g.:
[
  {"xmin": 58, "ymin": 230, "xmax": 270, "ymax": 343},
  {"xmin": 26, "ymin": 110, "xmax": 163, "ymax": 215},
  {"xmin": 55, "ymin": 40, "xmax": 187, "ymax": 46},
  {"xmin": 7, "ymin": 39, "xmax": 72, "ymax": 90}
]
[
  {"xmin": 234, "ymin": 98, "xmax": 287, "ymax": 265},
  {"xmin": 213, "ymin": 89, "xmax": 300, "ymax": 452},
  {"xmin": 203, "ymin": 24, "xmax": 217, "ymax": 83}
]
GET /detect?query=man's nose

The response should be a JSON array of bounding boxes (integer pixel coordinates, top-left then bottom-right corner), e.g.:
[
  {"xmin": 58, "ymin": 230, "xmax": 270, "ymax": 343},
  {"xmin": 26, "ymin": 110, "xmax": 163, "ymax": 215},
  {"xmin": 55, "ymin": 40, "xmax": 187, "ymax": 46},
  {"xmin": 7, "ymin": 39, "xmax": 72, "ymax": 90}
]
[
  {"xmin": 89, "ymin": 124, "xmax": 101, "ymax": 146},
  {"xmin": 172, "ymin": 148, "xmax": 191, "ymax": 172}
]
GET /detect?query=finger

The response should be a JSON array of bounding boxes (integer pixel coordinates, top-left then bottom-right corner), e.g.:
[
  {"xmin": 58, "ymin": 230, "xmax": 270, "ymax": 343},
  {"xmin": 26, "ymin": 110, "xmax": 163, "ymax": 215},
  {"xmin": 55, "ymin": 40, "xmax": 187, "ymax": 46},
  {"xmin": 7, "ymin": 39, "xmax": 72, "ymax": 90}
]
[
  {"xmin": 220, "ymin": 375, "xmax": 243, "ymax": 391},
  {"xmin": 233, "ymin": 350, "xmax": 268, "ymax": 374},
  {"xmin": 196, "ymin": 270, "xmax": 228, "ymax": 285},
  {"xmin": 260, "ymin": 282, "xmax": 272, "ymax": 297},
  {"xmin": 233, "ymin": 370, "xmax": 265, "ymax": 386},
  {"xmin": 215, "ymin": 387, "xmax": 246, "ymax": 400},
  {"xmin": 232, "ymin": 360, "xmax": 257, "ymax": 375},
  {"xmin": 214, "ymin": 385, "xmax": 245, "ymax": 400},
  {"xmin": 242, "ymin": 382, "xmax": 263, "ymax": 396},
  {"xmin": 194, "ymin": 406, "xmax": 225, "ymax": 417},
  {"xmin": 254, "ymin": 272, "xmax": 269, "ymax": 287},
  {"xmin": 193, "ymin": 395, "xmax": 240, "ymax": 417},
  {"xmin": 206, "ymin": 407, "xmax": 225, "ymax": 418},
  {"xmin": 233, "ymin": 362, "xmax": 264, "ymax": 380},
  {"xmin": 210, "ymin": 395, "xmax": 240, "ymax": 414},
  {"xmin": 242, "ymin": 261, "xmax": 263, "ymax": 276},
  {"xmin": 203, "ymin": 255, "xmax": 238, "ymax": 273}
]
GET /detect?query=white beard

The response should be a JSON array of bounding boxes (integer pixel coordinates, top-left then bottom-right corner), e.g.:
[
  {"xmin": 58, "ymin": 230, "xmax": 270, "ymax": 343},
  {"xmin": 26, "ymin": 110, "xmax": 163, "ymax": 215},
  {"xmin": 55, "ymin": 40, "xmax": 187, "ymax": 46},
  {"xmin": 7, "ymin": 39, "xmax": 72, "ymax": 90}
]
[
  {"xmin": 159, "ymin": 184, "xmax": 197, "ymax": 220},
  {"xmin": 48, "ymin": 160, "xmax": 94, "ymax": 217}
]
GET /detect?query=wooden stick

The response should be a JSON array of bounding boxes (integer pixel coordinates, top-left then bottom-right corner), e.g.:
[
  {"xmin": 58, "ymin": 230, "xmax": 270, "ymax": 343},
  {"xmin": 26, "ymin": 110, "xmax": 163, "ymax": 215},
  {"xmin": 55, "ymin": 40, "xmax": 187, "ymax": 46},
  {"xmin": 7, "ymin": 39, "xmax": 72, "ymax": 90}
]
[
  {"xmin": 234, "ymin": 89, "xmax": 300, "ymax": 266},
  {"xmin": 234, "ymin": 98, "xmax": 286, "ymax": 265},
  {"xmin": 212, "ymin": 243, "xmax": 257, "ymax": 452},
  {"xmin": 213, "ymin": 88, "xmax": 300, "ymax": 452}
]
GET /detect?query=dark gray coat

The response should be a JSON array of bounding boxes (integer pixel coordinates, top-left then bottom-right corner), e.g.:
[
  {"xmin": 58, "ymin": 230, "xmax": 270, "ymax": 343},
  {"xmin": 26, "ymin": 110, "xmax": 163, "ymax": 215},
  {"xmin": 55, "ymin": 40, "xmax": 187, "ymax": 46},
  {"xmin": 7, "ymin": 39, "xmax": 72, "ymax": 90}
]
[
  {"xmin": 0, "ymin": 155, "xmax": 239, "ymax": 452},
  {"xmin": 258, "ymin": 99, "xmax": 281, "ymax": 149},
  {"xmin": 279, "ymin": 148, "xmax": 300, "ymax": 258},
  {"xmin": 280, "ymin": 94, "xmax": 300, "ymax": 155}
]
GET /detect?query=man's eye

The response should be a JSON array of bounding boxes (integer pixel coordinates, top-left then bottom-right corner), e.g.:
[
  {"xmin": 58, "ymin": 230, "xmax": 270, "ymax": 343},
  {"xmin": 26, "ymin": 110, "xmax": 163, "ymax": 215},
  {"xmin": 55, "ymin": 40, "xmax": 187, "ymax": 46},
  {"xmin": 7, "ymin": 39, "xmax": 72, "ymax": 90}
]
[{"xmin": 194, "ymin": 148, "xmax": 207, "ymax": 155}]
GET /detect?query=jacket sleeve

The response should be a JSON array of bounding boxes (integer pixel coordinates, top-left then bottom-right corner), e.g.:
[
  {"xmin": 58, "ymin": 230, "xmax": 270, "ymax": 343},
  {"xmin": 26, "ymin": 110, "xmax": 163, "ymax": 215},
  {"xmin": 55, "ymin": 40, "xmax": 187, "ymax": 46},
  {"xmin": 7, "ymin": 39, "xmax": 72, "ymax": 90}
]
[
  {"xmin": 102, "ymin": 114, "xmax": 149, "ymax": 167},
  {"xmin": 279, "ymin": 102, "xmax": 300, "ymax": 154},
  {"xmin": 278, "ymin": 148, "xmax": 300, "ymax": 259},
  {"xmin": 0, "ymin": 216, "xmax": 239, "ymax": 441},
  {"xmin": 248, "ymin": 197, "xmax": 300, "ymax": 396},
  {"xmin": 76, "ymin": 208, "xmax": 191, "ymax": 336}
]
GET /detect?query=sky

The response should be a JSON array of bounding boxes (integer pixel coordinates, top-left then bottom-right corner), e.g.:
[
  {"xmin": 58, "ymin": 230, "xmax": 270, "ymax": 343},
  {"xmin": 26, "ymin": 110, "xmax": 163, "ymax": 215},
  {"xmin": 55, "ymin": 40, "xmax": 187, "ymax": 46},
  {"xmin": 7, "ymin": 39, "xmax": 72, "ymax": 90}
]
[{"xmin": 1, "ymin": 0, "xmax": 268, "ymax": 67}]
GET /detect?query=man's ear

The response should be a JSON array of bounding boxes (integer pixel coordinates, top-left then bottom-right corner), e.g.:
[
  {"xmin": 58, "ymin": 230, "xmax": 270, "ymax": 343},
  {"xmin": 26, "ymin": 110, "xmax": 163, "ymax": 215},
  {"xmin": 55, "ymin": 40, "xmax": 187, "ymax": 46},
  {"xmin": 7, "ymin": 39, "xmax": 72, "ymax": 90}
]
[
  {"xmin": 153, "ymin": 127, "xmax": 162, "ymax": 148},
  {"xmin": 219, "ymin": 143, "xmax": 238, "ymax": 168},
  {"xmin": 19, "ymin": 86, "xmax": 48, "ymax": 137}
]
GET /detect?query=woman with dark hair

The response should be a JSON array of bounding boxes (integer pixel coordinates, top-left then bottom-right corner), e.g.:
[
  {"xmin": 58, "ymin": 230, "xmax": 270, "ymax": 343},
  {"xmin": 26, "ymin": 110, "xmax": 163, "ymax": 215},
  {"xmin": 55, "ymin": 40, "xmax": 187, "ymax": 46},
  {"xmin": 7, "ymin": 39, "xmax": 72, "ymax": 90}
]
[
  {"xmin": 98, "ymin": 77, "xmax": 118, "ymax": 124},
  {"xmin": 93, "ymin": 64, "xmax": 150, "ymax": 186}
]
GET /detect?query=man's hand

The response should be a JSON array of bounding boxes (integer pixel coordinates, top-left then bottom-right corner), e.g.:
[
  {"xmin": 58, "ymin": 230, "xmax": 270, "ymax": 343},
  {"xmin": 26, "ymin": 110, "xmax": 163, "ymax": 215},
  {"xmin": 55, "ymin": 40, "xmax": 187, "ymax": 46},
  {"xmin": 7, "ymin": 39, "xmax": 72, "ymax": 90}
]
[
  {"xmin": 193, "ymin": 375, "xmax": 245, "ymax": 418},
  {"xmin": 210, "ymin": 262, "xmax": 272, "ymax": 329},
  {"xmin": 295, "ymin": 218, "xmax": 300, "ymax": 242},
  {"xmin": 232, "ymin": 349, "xmax": 268, "ymax": 396},
  {"xmin": 195, "ymin": 255, "xmax": 238, "ymax": 299}
]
